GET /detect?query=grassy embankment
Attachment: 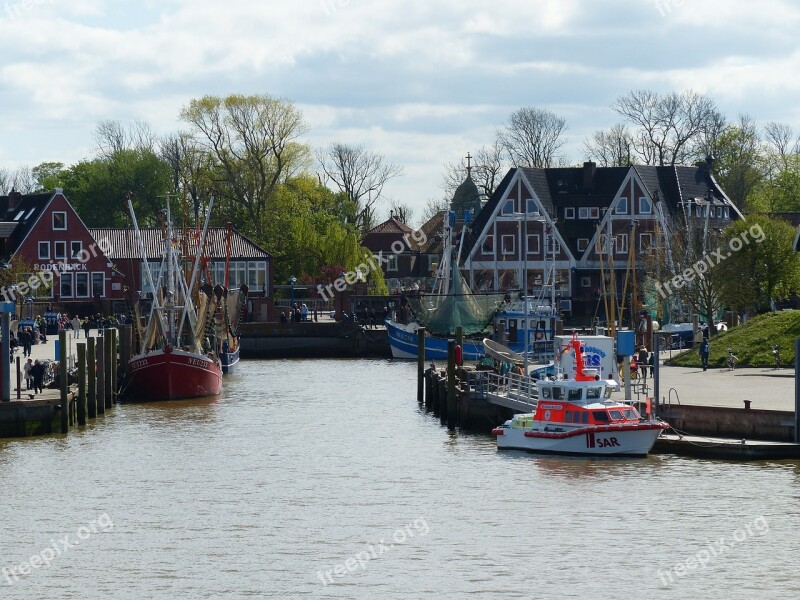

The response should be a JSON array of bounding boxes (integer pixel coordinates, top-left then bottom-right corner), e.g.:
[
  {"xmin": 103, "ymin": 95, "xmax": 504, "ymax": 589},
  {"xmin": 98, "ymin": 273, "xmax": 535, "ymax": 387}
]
[{"xmin": 666, "ymin": 310, "xmax": 800, "ymax": 368}]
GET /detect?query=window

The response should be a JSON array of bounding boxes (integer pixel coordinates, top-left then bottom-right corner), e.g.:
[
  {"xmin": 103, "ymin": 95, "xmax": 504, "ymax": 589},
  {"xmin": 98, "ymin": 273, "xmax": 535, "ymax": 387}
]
[
  {"xmin": 71, "ymin": 241, "xmax": 83, "ymax": 259},
  {"xmin": 609, "ymin": 409, "xmax": 624, "ymax": 421},
  {"xmin": 92, "ymin": 273, "xmax": 105, "ymax": 298},
  {"xmin": 386, "ymin": 254, "xmax": 398, "ymax": 271},
  {"xmin": 587, "ymin": 387, "xmax": 602, "ymax": 399},
  {"xmin": 228, "ymin": 261, "xmax": 246, "ymax": 288},
  {"xmin": 60, "ymin": 273, "xmax": 74, "ymax": 298},
  {"xmin": 581, "ymin": 412, "xmax": 589, "ymax": 424},
  {"xmin": 565, "ymin": 410, "xmax": 571, "ymax": 423},
  {"xmin": 526, "ymin": 199, "xmax": 538, "ymax": 214},
  {"xmin": 247, "ymin": 261, "xmax": 267, "ymax": 288},
  {"xmin": 502, "ymin": 199, "xmax": 514, "ymax": 215},
  {"xmin": 75, "ymin": 272, "xmax": 89, "ymax": 297},
  {"xmin": 580, "ymin": 276, "xmax": 591, "ymax": 288},
  {"xmin": 38, "ymin": 242, "xmax": 50, "ymax": 259},
  {"xmin": 596, "ymin": 234, "xmax": 609, "ymax": 254},
  {"xmin": 639, "ymin": 197, "xmax": 652, "ymax": 214},
  {"xmin": 578, "ymin": 207, "xmax": 589, "ymax": 219},
  {"xmin": 577, "ymin": 238, "xmax": 589, "ymax": 252},
  {"xmin": 52, "ymin": 212, "xmax": 67, "ymax": 230},
  {"xmin": 639, "ymin": 233, "xmax": 653, "ymax": 251},
  {"xmin": 141, "ymin": 260, "xmax": 162, "ymax": 294},
  {"xmin": 615, "ymin": 234, "xmax": 628, "ymax": 254},
  {"xmin": 568, "ymin": 388, "xmax": 582, "ymax": 401},
  {"xmin": 573, "ymin": 411, "xmax": 582, "ymax": 424},
  {"xmin": 565, "ymin": 207, "xmax": 575, "ymax": 219},
  {"xmin": 724, "ymin": 207, "xmax": 729, "ymax": 218},
  {"xmin": 545, "ymin": 236, "xmax": 560, "ymax": 255},
  {"xmin": 552, "ymin": 387, "xmax": 563, "ymax": 400},
  {"xmin": 13, "ymin": 210, "xmax": 24, "ymax": 221},
  {"xmin": 501, "ymin": 235, "xmax": 515, "ymax": 255},
  {"xmin": 541, "ymin": 387, "xmax": 551, "ymax": 399},
  {"xmin": 54, "ymin": 241, "xmax": 66, "ymax": 260},
  {"xmin": 481, "ymin": 235, "xmax": 494, "ymax": 254},
  {"xmin": 589, "ymin": 207, "xmax": 600, "ymax": 219},
  {"xmin": 615, "ymin": 197, "xmax": 628, "ymax": 214},
  {"xmin": 526, "ymin": 234, "xmax": 540, "ymax": 254},
  {"xmin": 592, "ymin": 411, "xmax": 610, "ymax": 423},
  {"xmin": 716, "ymin": 206, "xmax": 723, "ymax": 218}
]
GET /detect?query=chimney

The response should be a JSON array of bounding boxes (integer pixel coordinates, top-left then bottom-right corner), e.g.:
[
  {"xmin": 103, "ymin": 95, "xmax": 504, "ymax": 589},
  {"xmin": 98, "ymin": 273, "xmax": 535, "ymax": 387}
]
[
  {"xmin": 583, "ymin": 161, "xmax": 596, "ymax": 189},
  {"xmin": 8, "ymin": 189, "xmax": 21, "ymax": 211}
]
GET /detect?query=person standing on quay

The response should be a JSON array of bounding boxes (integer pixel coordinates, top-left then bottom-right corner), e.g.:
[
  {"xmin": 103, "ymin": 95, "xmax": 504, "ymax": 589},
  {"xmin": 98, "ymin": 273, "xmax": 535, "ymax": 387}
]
[
  {"xmin": 23, "ymin": 358, "xmax": 33, "ymax": 390},
  {"xmin": 31, "ymin": 360, "xmax": 45, "ymax": 394},
  {"xmin": 699, "ymin": 338, "xmax": 710, "ymax": 371}
]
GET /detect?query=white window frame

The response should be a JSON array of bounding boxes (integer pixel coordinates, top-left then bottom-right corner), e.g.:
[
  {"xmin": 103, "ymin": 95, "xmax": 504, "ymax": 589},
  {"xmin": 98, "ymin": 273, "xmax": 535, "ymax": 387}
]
[
  {"xmin": 565, "ymin": 207, "xmax": 575, "ymax": 219},
  {"xmin": 54, "ymin": 241, "xmax": 66, "ymax": 260},
  {"xmin": 724, "ymin": 207, "xmax": 730, "ymax": 218},
  {"xmin": 589, "ymin": 207, "xmax": 600, "ymax": 219},
  {"xmin": 580, "ymin": 276, "xmax": 591, "ymax": 288},
  {"xmin": 639, "ymin": 233, "xmax": 653, "ymax": 251},
  {"xmin": 577, "ymin": 238, "xmax": 589, "ymax": 252},
  {"xmin": 38, "ymin": 241, "xmax": 50, "ymax": 259},
  {"xmin": 596, "ymin": 234, "xmax": 609, "ymax": 254},
  {"xmin": 578, "ymin": 207, "xmax": 589, "ymax": 219},
  {"xmin": 386, "ymin": 254, "xmax": 398, "ymax": 272},
  {"xmin": 70, "ymin": 241, "xmax": 83, "ymax": 259},
  {"xmin": 60, "ymin": 272, "xmax": 74, "ymax": 298},
  {"xmin": 481, "ymin": 235, "xmax": 494, "ymax": 254},
  {"xmin": 52, "ymin": 211, "xmax": 67, "ymax": 230},
  {"xmin": 716, "ymin": 206, "xmax": 723, "ymax": 218},
  {"xmin": 92, "ymin": 272, "xmax": 105, "ymax": 298},
  {"xmin": 75, "ymin": 272, "xmax": 90, "ymax": 298},
  {"xmin": 526, "ymin": 199, "xmax": 538, "ymax": 214},
  {"xmin": 615, "ymin": 233, "xmax": 628, "ymax": 254},
  {"xmin": 502, "ymin": 199, "xmax": 514, "ymax": 215},
  {"xmin": 526, "ymin": 234, "xmax": 540, "ymax": 255},
  {"xmin": 616, "ymin": 197, "xmax": 628, "ymax": 214},
  {"xmin": 639, "ymin": 196, "xmax": 652, "ymax": 214},
  {"xmin": 501, "ymin": 235, "xmax": 515, "ymax": 255}
]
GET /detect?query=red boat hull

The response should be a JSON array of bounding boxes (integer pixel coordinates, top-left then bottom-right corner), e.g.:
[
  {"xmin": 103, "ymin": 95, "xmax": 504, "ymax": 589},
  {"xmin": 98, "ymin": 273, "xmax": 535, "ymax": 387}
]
[{"xmin": 124, "ymin": 348, "xmax": 222, "ymax": 401}]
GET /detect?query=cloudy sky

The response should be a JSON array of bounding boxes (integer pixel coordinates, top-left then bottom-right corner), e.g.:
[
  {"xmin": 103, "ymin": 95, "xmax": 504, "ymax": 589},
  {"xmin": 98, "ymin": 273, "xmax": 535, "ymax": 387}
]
[{"xmin": 1, "ymin": 0, "xmax": 799, "ymax": 224}]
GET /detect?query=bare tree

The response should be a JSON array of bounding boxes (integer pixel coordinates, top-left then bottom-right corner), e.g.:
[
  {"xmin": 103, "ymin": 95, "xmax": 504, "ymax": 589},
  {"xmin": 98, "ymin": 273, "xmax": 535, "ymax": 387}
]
[
  {"xmin": 498, "ymin": 107, "xmax": 567, "ymax": 168},
  {"xmin": 95, "ymin": 119, "xmax": 157, "ymax": 159},
  {"xmin": 441, "ymin": 142, "xmax": 505, "ymax": 200},
  {"xmin": 0, "ymin": 166, "xmax": 37, "ymax": 194},
  {"xmin": 583, "ymin": 123, "xmax": 633, "ymax": 166},
  {"xmin": 421, "ymin": 197, "xmax": 448, "ymax": 224},
  {"xmin": 612, "ymin": 89, "xmax": 721, "ymax": 166},
  {"xmin": 317, "ymin": 143, "xmax": 403, "ymax": 235},
  {"xmin": 387, "ymin": 200, "xmax": 414, "ymax": 226},
  {"xmin": 160, "ymin": 131, "xmax": 216, "ymax": 223},
  {"xmin": 764, "ymin": 122, "xmax": 799, "ymax": 171}
]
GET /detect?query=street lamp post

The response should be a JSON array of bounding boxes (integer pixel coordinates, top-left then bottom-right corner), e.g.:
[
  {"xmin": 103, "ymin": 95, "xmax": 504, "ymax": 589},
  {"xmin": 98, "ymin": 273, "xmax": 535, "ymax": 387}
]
[{"xmin": 289, "ymin": 276, "xmax": 296, "ymax": 307}]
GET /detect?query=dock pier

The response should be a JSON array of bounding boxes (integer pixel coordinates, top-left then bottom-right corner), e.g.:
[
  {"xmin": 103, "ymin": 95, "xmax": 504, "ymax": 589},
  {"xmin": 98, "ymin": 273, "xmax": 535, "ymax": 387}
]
[{"xmin": 0, "ymin": 326, "xmax": 130, "ymax": 439}]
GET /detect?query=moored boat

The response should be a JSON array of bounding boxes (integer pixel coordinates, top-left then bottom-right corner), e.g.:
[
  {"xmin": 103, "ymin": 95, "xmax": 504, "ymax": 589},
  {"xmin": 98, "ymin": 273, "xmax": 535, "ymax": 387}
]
[
  {"xmin": 122, "ymin": 194, "xmax": 222, "ymax": 402},
  {"xmin": 491, "ymin": 332, "xmax": 668, "ymax": 456}
]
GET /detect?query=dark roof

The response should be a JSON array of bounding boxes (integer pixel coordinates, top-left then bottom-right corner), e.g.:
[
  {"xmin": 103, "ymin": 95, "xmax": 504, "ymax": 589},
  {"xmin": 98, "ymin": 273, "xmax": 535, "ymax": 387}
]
[
  {"xmin": 450, "ymin": 175, "xmax": 482, "ymax": 216},
  {"xmin": 0, "ymin": 191, "xmax": 53, "ymax": 253},
  {"xmin": 89, "ymin": 227, "xmax": 271, "ymax": 261},
  {"xmin": 366, "ymin": 216, "xmax": 413, "ymax": 235}
]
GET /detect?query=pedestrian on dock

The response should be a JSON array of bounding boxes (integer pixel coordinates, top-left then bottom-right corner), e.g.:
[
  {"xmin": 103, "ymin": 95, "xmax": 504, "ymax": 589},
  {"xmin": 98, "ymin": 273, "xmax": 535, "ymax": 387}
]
[
  {"xmin": 23, "ymin": 358, "xmax": 33, "ymax": 390},
  {"xmin": 19, "ymin": 327, "xmax": 31, "ymax": 357},
  {"xmin": 72, "ymin": 315, "xmax": 81, "ymax": 338},
  {"xmin": 31, "ymin": 360, "xmax": 45, "ymax": 394},
  {"xmin": 699, "ymin": 338, "xmax": 710, "ymax": 371},
  {"xmin": 637, "ymin": 345, "xmax": 649, "ymax": 379},
  {"xmin": 83, "ymin": 317, "xmax": 91, "ymax": 338}
]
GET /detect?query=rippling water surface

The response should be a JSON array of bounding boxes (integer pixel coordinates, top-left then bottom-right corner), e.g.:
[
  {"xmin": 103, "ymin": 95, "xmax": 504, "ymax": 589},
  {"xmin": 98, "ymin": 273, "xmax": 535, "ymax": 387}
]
[{"xmin": 1, "ymin": 359, "xmax": 799, "ymax": 599}]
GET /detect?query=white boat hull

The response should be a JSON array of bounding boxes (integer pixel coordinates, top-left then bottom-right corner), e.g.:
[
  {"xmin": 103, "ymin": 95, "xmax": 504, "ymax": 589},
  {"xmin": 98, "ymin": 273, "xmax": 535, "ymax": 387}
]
[{"xmin": 495, "ymin": 424, "xmax": 665, "ymax": 456}]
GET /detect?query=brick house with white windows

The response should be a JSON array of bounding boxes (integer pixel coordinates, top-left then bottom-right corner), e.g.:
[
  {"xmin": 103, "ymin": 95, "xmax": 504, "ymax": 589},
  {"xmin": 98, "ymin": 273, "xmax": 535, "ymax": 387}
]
[
  {"xmin": 0, "ymin": 189, "xmax": 124, "ymax": 313},
  {"xmin": 462, "ymin": 159, "xmax": 743, "ymax": 318}
]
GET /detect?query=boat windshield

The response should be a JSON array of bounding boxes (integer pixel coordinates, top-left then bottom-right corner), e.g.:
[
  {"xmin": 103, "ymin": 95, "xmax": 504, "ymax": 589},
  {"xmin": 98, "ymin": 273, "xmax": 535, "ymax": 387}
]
[
  {"xmin": 623, "ymin": 408, "xmax": 639, "ymax": 420},
  {"xmin": 592, "ymin": 411, "xmax": 610, "ymax": 423},
  {"xmin": 586, "ymin": 387, "xmax": 602, "ymax": 399},
  {"xmin": 608, "ymin": 409, "xmax": 624, "ymax": 421},
  {"xmin": 567, "ymin": 388, "xmax": 582, "ymax": 401},
  {"xmin": 552, "ymin": 387, "xmax": 564, "ymax": 400},
  {"xmin": 604, "ymin": 387, "xmax": 613, "ymax": 399}
]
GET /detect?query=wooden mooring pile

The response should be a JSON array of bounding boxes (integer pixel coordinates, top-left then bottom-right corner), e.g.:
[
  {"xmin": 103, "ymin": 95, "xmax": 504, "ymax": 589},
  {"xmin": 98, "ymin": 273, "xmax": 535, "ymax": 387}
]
[{"xmin": 0, "ymin": 326, "xmax": 133, "ymax": 438}]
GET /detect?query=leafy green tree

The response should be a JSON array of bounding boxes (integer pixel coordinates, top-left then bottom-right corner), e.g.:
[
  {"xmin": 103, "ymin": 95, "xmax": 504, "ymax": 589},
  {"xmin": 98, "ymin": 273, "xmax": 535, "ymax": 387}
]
[
  {"xmin": 180, "ymin": 94, "xmax": 311, "ymax": 239},
  {"xmin": 710, "ymin": 115, "xmax": 764, "ymax": 210},
  {"xmin": 31, "ymin": 162, "xmax": 65, "ymax": 192},
  {"xmin": 717, "ymin": 216, "xmax": 800, "ymax": 313}
]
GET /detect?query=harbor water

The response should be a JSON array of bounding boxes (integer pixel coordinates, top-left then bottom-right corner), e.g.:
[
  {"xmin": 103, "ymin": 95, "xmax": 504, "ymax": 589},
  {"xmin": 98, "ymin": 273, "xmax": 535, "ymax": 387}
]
[{"xmin": 1, "ymin": 359, "xmax": 799, "ymax": 599}]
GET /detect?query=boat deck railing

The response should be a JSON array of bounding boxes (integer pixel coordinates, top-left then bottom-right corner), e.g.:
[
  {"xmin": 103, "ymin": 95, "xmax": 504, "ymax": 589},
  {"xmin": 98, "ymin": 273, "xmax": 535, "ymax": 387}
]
[{"xmin": 464, "ymin": 371, "xmax": 537, "ymax": 412}]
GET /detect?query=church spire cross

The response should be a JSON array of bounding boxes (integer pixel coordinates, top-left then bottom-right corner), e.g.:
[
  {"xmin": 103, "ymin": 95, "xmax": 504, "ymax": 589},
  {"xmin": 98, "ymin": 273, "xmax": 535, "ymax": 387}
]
[{"xmin": 465, "ymin": 152, "xmax": 472, "ymax": 177}]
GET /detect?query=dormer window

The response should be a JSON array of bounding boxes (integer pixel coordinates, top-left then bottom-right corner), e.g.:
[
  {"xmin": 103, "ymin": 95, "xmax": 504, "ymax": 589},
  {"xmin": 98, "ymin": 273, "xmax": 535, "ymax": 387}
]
[
  {"xmin": 52, "ymin": 212, "xmax": 67, "ymax": 230},
  {"xmin": 616, "ymin": 197, "xmax": 628, "ymax": 214},
  {"xmin": 13, "ymin": 211, "xmax": 24, "ymax": 221}
]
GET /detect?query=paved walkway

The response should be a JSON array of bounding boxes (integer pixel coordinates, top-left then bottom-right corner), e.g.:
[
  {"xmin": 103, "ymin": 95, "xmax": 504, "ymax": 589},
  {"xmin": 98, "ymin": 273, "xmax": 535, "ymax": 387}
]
[{"xmin": 627, "ymin": 350, "xmax": 796, "ymax": 412}]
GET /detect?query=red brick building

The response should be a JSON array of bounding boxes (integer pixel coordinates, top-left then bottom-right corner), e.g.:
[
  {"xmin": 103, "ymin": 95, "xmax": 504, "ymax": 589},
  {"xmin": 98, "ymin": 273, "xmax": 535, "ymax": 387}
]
[{"xmin": 0, "ymin": 189, "xmax": 124, "ymax": 313}]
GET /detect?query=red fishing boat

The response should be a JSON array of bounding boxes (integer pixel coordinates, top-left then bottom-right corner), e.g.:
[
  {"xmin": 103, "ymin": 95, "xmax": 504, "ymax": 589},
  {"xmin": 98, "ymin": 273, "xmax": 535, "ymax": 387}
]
[{"xmin": 122, "ymin": 195, "xmax": 222, "ymax": 402}]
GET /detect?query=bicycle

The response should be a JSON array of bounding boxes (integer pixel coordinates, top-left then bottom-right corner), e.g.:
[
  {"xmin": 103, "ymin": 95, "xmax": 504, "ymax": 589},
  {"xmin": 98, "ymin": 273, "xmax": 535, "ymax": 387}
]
[{"xmin": 727, "ymin": 349, "xmax": 738, "ymax": 371}]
